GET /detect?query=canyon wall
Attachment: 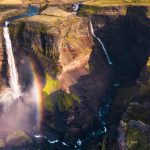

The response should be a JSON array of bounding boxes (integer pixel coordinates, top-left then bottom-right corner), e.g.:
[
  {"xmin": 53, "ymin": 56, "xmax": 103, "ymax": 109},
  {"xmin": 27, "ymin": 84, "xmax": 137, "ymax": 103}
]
[
  {"xmin": 9, "ymin": 7, "xmax": 113, "ymax": 144},
  {"xmin": 0, "ymin": 4, "xmax": 150, "ymax": 149}
]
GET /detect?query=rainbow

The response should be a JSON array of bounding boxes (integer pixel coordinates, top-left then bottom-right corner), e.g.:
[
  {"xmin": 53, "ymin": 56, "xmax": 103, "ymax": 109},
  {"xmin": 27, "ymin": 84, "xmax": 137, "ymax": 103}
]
[{"xmin": 29, "ymin": 58, "xmax": 44, "ymax": 130}]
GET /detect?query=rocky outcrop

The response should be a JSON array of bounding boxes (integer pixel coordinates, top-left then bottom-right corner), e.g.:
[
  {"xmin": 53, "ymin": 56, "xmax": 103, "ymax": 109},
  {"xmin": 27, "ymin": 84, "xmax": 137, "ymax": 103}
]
[
  {"xmin": 118, "ymin": 120, "xmax": 150, "ymax": 150},
  {"xmin": 6, "ymin": 130, "xmax": 32, "ymax": 147},
  {"xmin": 9, "ymin": 6, "xmax": 113, "ymax": 144},
  {"xmin": 0, "ymin": 130, "xmax": 32, "ymax": 149},
  {"xmin": 116, "ymin": 58, "xmax": 150, "ymax": 150},
  {"xmin": 85, "ymin": 5, "xmax": 150, "ymax": 149},
  {"xmin": 92, "ymin": 6, "xmax": 150, "ymax": 84}
]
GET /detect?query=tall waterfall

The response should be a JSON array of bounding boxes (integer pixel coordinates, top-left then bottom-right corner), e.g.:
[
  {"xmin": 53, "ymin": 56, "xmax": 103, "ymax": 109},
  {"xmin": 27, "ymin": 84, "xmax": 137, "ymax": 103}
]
[
  {"xmin": 3, "ymin": 21, "xmax": 20, "ymax": 99},
  {"xmin": 90, "ymin": 21, "xmax": 113, "ymax": 65}
]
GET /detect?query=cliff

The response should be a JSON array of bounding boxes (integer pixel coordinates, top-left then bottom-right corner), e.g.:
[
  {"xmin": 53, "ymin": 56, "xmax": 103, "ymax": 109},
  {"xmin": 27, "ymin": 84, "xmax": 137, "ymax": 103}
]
[
  {"xmin": 117, "ymin": 58, "xmax": 150, "ymax": 150},
  {"xmin": 9, "ymin": 6, "xmax": 113, "ymax": 145},
  {"xmin": 0, "ymin": 3, "xmax": 150, "ymax": 149}
]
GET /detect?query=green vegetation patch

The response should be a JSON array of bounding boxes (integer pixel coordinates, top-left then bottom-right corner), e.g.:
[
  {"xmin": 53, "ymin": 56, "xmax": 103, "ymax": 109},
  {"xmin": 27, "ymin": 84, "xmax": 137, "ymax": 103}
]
[
  {"xmin": 44, "ymin": 90, "xmax": 80, "ymax": 112},
  {"xmin": 126, "ymin": 127, "xmax": 150, "ymax": 150},
  {"xmin": 83, "ymin": 0, "xmax": 150, "ymax": 6},
  {"xmin": 54, "ymin": 90, "xmax": 80, "ymax": 111},
  {"xmin": 37, "ymin": 23, "xmax": 48, "ymax": 33},
  {"xmin": 79, "ymin": 5, "xmax": 103, "ymax": 15},
  {"xmin": 43, "ymin": 73, "xmax": 59, "ymax": 95}
]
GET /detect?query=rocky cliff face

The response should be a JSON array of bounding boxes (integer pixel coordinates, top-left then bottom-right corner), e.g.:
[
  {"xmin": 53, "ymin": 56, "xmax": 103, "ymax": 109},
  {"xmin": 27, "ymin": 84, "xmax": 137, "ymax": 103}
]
[
  {"xmin": 9, "ymin": 6, "xmax": 113, "ymax": 145},
  {"xmin": 0, "ymin": 4, "xmax": 150, "ymax": 149},
  {"xmin": 88, "ymin": 5, "xmax": 150, "ymax": 150},
  {"xmin": 91, "ymin": 6, "xmax": 150, "ymax": 83},
  {"xmin": 117, "ymin": 59, "xmax": 150, "ymax": 150}
]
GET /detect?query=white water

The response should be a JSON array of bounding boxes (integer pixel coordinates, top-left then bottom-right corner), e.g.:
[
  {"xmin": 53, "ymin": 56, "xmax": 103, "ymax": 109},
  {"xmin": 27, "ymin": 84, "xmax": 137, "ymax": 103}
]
[
  {"xmin": 89, "ymin": 21, "xmax": 113, "ymax": 65},
  {"xmin": 73, "ymin": 3, "xmax": 80, "ymax": 12},
  {"xmin": 3, "ymin": 21, "xmax": 20, "ymax": 99}
]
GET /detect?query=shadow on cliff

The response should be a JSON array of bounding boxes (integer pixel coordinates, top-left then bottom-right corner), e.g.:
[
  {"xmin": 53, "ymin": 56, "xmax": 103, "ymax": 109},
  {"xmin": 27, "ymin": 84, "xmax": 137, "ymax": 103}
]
[
  {"xmin": 41, "ymin": 6, "xmax": 150, "ymax": 149},
  {"xmin": 89, "ymin": 6, "xmax": 150, "ymax": 149},
  {"xmin": 68, "ymin": 6, "xmax": 150, "ymax": 148},
  {"xmin": 92, "ymin": 6, "xmax": 150, "ymax": 85}
]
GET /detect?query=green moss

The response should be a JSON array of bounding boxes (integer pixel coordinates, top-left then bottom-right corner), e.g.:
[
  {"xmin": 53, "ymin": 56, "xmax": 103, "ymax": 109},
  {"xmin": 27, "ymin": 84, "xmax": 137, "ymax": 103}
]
[
  {"xmin": 79, "ymin": 5, "xmax": 101, "ymax": 16},
  {"xmin": 43, "ymin": 73, "xmax": 59, "ymax": 95},
  {"xmin": 54, "ymin": 90, "xmax": 80, "ymax": 111},
  {"xmin": 83, "ymin": 0, "xmax": 150, "ymax": 5},
  {"xmin": 140, "ymin": 83, "xmax": 150, "ymax": 96},
  {"xmin": 127, "ymin": 128, "xmax": 150, "ymax": 150},
  {"xmin": 38, "ymin": 24, "xmax": 48, "ymax": 33},
  {"xmin": 43, "ymin": 73, "xmax": 80, "ymax": 111},
  {"xmin": 44, "ymin": 90, "xmax": 80, "ymax": 112},
  {"xmin": 43, "ymin": 92, "xmax": 53, "ymax": 111}
]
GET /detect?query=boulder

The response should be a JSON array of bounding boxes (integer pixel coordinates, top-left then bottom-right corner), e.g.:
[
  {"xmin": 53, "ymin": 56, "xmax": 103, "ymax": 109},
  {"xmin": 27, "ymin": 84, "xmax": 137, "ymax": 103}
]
[
  {"xmin": 6, "ymin": 130, "xmax": 32, "ymax": 147},
  {"xmin": 0, "ymin": 139, "xmax": 5, "ymax": 148}
]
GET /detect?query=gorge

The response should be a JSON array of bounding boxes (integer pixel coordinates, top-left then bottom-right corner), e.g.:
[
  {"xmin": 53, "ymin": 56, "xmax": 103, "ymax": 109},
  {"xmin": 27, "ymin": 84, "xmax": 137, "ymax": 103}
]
[{"xmin": 0, "ymin": 1, "xmax": 150, "ymax": 150}]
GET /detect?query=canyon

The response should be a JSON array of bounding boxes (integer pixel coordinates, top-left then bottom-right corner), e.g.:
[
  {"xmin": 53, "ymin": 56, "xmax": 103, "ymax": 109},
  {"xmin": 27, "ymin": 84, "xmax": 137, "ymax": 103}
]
[{"xmin": 0, "ymin": 1, "xmax": 150, "ymax": 150}]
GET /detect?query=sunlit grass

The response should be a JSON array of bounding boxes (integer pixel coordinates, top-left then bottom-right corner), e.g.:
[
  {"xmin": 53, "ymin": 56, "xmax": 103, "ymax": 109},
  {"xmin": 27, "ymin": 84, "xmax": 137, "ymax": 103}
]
[
  {"xmin": 83, "ymin": 0, "xmax": 150, "ymax": 6},
  {"xmin": 0, "ymin": 0, "xmax": 22, "ymax": 5},
  {"xmin": 43, "ymin": 73, "xmax": 59, "ymax": 95}
]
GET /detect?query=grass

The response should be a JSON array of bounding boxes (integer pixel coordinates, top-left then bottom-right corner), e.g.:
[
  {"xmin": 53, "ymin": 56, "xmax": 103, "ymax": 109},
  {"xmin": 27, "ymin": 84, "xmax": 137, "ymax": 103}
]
[
  {"xmin": 43, "ymin": 73, "xmax": 80, "ymax": 112},
  {"xmin": 0, "ymin": 0, "xmax": 149, "ymax": 6},
  {"xmin": 43, "ymin": 73, "xmax": 59, "ymax": 95},
  {"xmin": 0, "ymin": 0, "xmax": 22, "ymax": 5},
  {"xmin": 44, "ymin": 90, "xmax": 80, "ymax": 112},
  {"xmin": 83, "ymin": 0, "xmax": 150, "ymax": 6},
  {"xmin": 55, "ymin": 90, "xmax": 80, "ymax": 111},
  {"xmin": 127, "ymin": 128, "xmax": 149, "ymax": 150}
]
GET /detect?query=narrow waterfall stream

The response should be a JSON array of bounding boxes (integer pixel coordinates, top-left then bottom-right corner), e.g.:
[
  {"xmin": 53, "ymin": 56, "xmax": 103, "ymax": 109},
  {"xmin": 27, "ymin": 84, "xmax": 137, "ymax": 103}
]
[
  {"xmin": 90, "ymin": 21, "xmax": 113, "ymax": 65},
  {"xmin": 3, "ymin": 21, "xmax": 20, "ymax": 99}
]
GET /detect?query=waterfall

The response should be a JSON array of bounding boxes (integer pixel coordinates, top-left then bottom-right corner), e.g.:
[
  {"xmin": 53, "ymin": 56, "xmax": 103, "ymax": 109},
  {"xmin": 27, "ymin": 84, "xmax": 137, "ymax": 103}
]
[
  {"xmin": 73, "ymin": 3, "xmax": 80, "ymax": 12},
  {"xmin": 89, "ymin": 21, "xmax": 113, "ymax": 65},
  {"xmin": 3, "ymin": 21, "xmax": 20, "ymax": 99}
]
